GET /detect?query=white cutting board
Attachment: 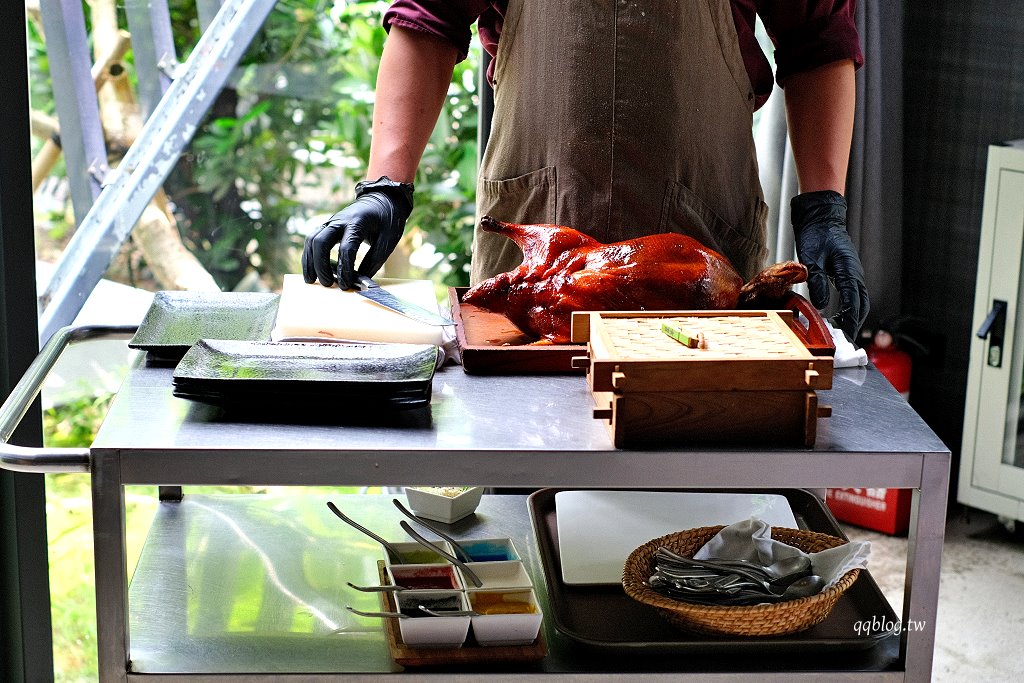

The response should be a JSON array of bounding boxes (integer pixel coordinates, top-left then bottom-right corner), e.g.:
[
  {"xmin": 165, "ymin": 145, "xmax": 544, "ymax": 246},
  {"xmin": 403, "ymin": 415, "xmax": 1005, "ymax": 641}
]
[
  {"xmin": 271, "ymin": 274, "xmax": 446, "ymax": 345},
  {"xmin": 555, "ymin": 490, "xmax": 799, "ymax": 586}
]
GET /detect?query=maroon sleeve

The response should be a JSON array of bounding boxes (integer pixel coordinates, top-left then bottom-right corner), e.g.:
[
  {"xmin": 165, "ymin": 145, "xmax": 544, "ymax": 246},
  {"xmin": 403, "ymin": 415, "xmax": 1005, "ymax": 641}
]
[
  {"xmin": 383, "ymin": 1, "xmax": 491, "ymax": 62},
  {"xmin": 755, "ymin": 0, "xmax": 864, "ymax": 85}
]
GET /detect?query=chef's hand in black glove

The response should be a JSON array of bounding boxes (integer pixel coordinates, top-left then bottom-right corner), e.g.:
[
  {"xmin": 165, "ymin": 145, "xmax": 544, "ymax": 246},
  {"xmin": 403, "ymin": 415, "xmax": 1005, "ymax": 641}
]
[
  {"xmin": 791, "ymin": 190, "xmax": 870, "ymax": 342},
  {"xmin": 302, "ymin": 176, "xmax": 414, "ymax": 290}
]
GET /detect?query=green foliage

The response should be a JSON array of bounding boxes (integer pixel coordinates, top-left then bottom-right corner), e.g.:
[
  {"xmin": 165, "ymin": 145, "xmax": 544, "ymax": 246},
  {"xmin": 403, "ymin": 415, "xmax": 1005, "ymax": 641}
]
[
  {"xmin": 43, "ymin": 393, "xmax": 114, "ymax": 448},
  {"xmin": 168, "ymin": 0, "xmax": 480, "ymax": 289},
  {"xmin": 26, "ymin": 18, "xmax": 52, "ymax": 119},
  {"xmin": 46, "ymin": 473, "xmax": 102, "ymax": 681},
  {"xmin": 411, "ymin": 61, "xmax": 480, "ymax": 286},
  {"xmin": 42, "ymin": 395, "xmax": 117, "ymax": 681},
  {"xmin": 29, "ymin": 1, "xmax": 480, "ymax": 289}
]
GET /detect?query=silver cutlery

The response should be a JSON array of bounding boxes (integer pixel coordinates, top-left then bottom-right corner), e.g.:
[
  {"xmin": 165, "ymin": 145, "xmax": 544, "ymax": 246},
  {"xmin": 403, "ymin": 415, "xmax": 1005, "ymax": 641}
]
[
  {"xmin": 399, "ymin": 520, "xmax": 483, "ymax": 588},
  {"xmin": 346, "ymin": 581, "xmax": 407, "ymax": 593},
  {"xmin": 391, "ymin": 498, "xmax": 474, "ymax": 563},
  {"xmin": 326, "ymin": 501, "xmax": 401, "ymax": 563},
  {"xmin": 346, "ymin": 606, "xmax": 408, "ymax": 619}
]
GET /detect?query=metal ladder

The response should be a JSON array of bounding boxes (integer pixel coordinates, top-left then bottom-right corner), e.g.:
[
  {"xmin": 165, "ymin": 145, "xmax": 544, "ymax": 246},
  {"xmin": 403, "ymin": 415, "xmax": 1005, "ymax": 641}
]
[{"xmin": 35, "ymin": 0, "xmax": 280, "ymax": 344}]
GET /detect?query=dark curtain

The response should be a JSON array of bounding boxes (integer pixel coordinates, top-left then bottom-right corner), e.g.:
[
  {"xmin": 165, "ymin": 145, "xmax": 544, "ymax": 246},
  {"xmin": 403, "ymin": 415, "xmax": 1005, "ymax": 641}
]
[
  {"xmin": 847, "ymin": 0, "xmax": 904, "ymax": 329},
  {"xmin": 903, "ymin": 2, "xmax": 1024, "ymax": 465}
]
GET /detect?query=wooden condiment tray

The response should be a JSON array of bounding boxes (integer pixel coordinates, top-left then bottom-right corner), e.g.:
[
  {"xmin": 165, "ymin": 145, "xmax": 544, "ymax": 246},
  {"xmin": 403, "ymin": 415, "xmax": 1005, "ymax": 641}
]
[{"xmin": 375, "ymin": 561, "xmax": 547, "ymax": 668}]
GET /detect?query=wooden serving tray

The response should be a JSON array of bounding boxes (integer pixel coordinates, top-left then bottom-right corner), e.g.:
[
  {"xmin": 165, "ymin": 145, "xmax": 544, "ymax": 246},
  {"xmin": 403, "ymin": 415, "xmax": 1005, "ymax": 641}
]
[
  {"xmin": 375, "ymin": 561, "xmax": 547, "ymax": 668},
  {"xmin": 448, "ymin": 287, "xmax": 584, "ymax": 374},
  {"xmin": 448, "ymin": 288, "xmax": 833, "ymax": 375}
]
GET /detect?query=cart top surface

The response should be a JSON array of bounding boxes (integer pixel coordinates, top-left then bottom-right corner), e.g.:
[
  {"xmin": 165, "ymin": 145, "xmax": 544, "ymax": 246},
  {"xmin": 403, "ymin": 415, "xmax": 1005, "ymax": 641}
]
[{"xmin": 93, "ymin": 359, "xmax": 948, "ymax": 461}]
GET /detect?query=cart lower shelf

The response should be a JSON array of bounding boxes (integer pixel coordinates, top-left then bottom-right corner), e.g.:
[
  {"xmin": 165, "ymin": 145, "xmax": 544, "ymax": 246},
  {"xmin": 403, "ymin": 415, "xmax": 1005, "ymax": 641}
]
[{"xmin": 126, "ymin": 492, "xmax": 900, "ymax": 676}]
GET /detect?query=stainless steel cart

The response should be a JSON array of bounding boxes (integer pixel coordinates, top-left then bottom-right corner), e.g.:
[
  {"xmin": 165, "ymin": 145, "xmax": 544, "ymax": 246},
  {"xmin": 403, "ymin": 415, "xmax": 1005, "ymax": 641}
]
[{"xmin": 1, "ymin": 326, "xmax": 950, "ymax": 681}]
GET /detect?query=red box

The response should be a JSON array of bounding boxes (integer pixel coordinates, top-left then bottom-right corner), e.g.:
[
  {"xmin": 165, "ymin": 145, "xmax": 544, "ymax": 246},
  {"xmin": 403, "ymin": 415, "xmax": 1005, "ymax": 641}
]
[{"xmin": 825, "ymin": 488, "xmax": 912, "ymax": 536}]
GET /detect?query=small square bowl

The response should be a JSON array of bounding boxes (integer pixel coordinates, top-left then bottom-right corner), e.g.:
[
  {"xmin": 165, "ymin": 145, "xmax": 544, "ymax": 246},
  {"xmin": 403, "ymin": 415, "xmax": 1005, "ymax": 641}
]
[
  {"xmin": 395, "ymin": 590, "xmax": 472, "ymax": 648},
  {"xmin": 387, "ymin": 540, "xmax": 456, "ymax": 566},
  {"xmin": 467, "ymin": 589, "xmax": 543, "ymax": 646},
  {"xmin": 388, "ymin": 564, "xmax": 463, "ymax": 590},
  {"xmin": 459, "ymin": 537, "xmax": 520, "ymax": 562},
  {"xmin": 404, "ymin": 486, "xmax": 484, "ymax": 524},
  {"xmin": 459, "ymin": 560, "xmax": 533, "ymax": 591}
]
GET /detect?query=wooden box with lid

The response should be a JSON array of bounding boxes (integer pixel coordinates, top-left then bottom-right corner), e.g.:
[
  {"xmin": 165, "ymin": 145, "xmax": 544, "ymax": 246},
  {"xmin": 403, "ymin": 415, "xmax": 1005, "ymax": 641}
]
[{"xmin": 569, "ymin": 310, "xmax": 834, "ymax": 448}]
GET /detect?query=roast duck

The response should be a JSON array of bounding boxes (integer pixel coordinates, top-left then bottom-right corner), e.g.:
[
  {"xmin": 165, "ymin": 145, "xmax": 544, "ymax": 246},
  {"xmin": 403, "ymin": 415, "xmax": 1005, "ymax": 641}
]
[{"xmin": 462, "ymin": 216, "xmax": 808, "ymax": 344}]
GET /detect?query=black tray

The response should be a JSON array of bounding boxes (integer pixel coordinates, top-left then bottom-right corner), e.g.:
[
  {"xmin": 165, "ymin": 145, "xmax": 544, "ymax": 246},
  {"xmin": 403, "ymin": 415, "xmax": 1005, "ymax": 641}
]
[
  {"xmin": 171, "ymin": 340, "xmax": 438, "ymax": 410},
  {"xmin": 171, "ymin": 388, "xmax": 431, "ymax": 411},
  {"xmin": 173, "ymin": 340, "xmax": 439, "ymax": 387},
  {"xmin": 129, "ymin": 291, "xmax": 281, "ymax": 361},
  {"xmin": 527, "ymin": 488, "xmax": 899, "ymax": 657}
]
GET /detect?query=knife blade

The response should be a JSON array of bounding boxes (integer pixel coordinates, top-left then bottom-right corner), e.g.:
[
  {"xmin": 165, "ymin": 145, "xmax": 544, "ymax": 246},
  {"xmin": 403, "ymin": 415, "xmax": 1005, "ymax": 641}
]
[{"xmin": 354, "ymin": 275, "xmax": 453, "ymax": 326}]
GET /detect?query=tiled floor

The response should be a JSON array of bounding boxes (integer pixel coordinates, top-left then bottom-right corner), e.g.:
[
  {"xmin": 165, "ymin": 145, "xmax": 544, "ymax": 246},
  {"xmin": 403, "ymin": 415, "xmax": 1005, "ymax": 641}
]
[{"xmin": 841, "ymin": 505, "xmax": 1024, "ymax": 681}]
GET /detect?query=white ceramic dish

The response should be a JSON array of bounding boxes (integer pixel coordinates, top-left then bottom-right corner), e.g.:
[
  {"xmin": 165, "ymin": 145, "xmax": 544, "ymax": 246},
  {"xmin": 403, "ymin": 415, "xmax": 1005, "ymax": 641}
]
[
  {"xmin": 386, "ymin": 540, "xmax": 456, "ymax": 566},
  {"xmin": 394, "ymin": 590, "xmax": 472, "ymax": 648},
  {"xmin": 404, "ymin": 486, "xmax": 484, "ymax": 524},
  {"xmin": 467, "ymin": 588, "xmax": 543, "ymax": 646},
  {"xmin": 459, "ymin": 537, "xmax": 520, "ymax": 562},
  {"xmin": 388, "ymin": 563, "xmax": 463, "ymax": 590},
  {"xmin": 459, "ymin": 560, "xmax": 533, "ymax": 591}
]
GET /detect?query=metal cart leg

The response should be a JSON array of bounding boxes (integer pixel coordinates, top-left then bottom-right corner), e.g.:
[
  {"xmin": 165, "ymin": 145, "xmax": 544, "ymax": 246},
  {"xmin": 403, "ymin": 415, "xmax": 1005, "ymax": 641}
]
[
  {"xmin": 93, "ymin": 450, "xmax": 130, "ymax": 682},
  {"xmin": 902, "ymin": 454, "xmax": 951, "ymax": 681}
]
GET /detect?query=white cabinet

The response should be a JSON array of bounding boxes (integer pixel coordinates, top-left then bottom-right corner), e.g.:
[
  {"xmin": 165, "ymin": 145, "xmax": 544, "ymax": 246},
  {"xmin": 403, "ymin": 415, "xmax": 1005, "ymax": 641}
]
[{"xmin": 960, "ymin": 144, "xmax": 1024, "ymax": 524}]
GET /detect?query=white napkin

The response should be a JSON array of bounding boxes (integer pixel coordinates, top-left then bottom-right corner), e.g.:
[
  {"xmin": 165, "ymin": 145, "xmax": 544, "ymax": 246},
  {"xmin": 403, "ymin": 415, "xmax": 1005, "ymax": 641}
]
[
  {"xmin": 440, "ymin": 322, "xmax": 462, "ymax": 366},
  {"xmin": 826, "ymin": 321, "xmax": 868, "ymax": 368},
  {"xmin": 693, "ymin": 518, "xmax": 871, "ymax": 590}
]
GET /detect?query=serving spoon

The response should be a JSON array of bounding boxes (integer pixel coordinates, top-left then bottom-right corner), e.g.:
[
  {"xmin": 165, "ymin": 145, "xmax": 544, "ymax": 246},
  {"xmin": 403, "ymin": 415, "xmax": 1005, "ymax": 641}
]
[
  {"xmin": 655, "ymin": 550, "xmax": 773, "ymax": 586},
  {"xmin": 654, "ymin": 566, "xmax": 814, "ymax": 596},
  {"xmin": 655, "ymin": 549, "xmax": 812, "ymax": 588},
  {"xmin": 326, "ymin": 501, "xmax": 401, "ymax": 563},
  {"xmin": 709, "ymin": 555, "xmax": 812, "ymax": 584},
  {"xmin": 651, "ymin": 572, "xmax": 825, "ymax": 605},
  {"xmin": 715, "ymin": 574, "xmax": 826, "ymax": 604},
  {"xmin": 346, "ymin": 605, "xmax": 408, "ymax": 619},
  {"xmin": 399, "ymin": 520, "xmax": 483, "ymax": 587},
  {"xmin": 418, "ymin": 605, "xmax": 480, "ymax": 617},
  {"xmin": 391, "ymin": 498, "xmax": 474, "ymax": 563},
  {"xmin": 346, "ymin": 581, "xmax": 407, "ymax": 593}
]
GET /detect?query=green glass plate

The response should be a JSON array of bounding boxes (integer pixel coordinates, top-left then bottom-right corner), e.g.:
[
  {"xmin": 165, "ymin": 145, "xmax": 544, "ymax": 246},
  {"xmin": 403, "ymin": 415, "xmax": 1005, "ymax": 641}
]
[{"xmin": 129, "ymin": 291, "xmax": 280, "ymax": 360}]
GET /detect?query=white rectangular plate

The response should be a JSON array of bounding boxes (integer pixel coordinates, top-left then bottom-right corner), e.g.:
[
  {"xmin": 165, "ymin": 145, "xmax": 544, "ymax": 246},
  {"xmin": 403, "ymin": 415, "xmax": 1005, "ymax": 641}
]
[{"xmin": 555, "ymin": 490, "xmax": 798, "ymax": 586}]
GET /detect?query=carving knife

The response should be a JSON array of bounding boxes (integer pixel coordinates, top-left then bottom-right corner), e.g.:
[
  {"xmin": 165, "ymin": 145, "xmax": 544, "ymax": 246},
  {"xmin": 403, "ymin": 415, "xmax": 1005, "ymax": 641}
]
[{"xmin": 354, "ymin": 275, "xmax": 453, "ymax": 326}]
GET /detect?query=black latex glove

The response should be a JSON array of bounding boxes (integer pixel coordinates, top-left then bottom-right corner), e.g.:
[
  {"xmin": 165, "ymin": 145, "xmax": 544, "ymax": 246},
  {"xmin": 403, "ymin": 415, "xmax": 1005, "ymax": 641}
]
[
  {"xmin": 791, "ymin": 190, "xmax": 870, "ymax": 342},
  {"xmin": 302, "ymin": 176, "xmax": 414, "ymax": 290}
]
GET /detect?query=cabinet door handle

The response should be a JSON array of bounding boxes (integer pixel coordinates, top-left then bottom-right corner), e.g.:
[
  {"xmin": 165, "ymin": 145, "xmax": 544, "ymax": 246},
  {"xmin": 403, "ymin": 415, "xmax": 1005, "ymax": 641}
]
[
  {"xmin": 976, "ymin": 300, "xmax": 1007, "ymax": 339},
  {"xmin": 976, "ymin": 300, "xmax": 1007, "ymax": 368}
]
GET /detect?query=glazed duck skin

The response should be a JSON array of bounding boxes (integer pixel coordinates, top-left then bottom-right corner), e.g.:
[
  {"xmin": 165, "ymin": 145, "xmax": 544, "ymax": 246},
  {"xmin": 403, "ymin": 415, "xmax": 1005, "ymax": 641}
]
[{"xmin": 463, "ymin": 216, "xmax": 807, "ymax": 343}]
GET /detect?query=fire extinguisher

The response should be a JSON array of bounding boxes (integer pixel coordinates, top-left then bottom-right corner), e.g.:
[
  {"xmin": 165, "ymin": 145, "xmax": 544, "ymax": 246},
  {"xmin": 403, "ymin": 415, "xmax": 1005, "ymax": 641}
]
[{"xmin": 867, "ymin": 329, "xmax": 913, "ymax": 399}]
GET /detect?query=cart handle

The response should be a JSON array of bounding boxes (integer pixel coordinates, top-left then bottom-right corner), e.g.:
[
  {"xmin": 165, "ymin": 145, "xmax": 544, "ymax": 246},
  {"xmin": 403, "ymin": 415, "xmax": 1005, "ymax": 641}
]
[{"xmin": 1, "ymin": 324, "xmax": 138, "ymax": 474}]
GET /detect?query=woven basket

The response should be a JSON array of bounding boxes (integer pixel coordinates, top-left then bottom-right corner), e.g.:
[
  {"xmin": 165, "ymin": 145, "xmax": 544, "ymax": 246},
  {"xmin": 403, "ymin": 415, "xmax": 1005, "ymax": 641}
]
[{"xmin": 621, "ymin": 525, "xmax": 861, "ymax": 637}]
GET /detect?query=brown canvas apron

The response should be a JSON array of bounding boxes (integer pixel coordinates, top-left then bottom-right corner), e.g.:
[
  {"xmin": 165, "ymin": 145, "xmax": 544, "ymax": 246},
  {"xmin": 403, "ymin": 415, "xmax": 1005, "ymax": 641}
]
[{"xmin": 471, "ymin": 0, "xmax": 769, "ymax": 284}]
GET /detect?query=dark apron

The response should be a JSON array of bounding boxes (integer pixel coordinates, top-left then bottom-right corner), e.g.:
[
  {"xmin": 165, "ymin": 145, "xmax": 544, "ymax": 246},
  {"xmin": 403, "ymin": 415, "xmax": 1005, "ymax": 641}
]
[{"xmin": 472, "ymin": 0, "xmax": 768, "ymax": 284}]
